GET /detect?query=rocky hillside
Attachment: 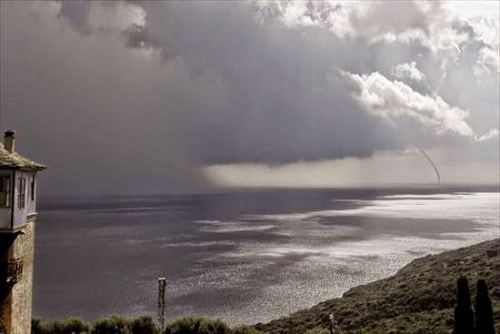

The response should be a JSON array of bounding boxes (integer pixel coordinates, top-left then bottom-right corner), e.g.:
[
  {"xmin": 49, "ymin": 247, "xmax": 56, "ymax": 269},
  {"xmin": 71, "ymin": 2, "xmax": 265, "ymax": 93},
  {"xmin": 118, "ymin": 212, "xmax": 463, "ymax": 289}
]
[{"xmin": 254, "ymin": 239, "xmax": 500, "ymax": 334}]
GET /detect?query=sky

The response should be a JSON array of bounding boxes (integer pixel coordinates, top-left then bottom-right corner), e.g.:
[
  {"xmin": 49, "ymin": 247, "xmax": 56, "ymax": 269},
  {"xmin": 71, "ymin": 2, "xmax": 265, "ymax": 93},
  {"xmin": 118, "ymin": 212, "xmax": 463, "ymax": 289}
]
[{"xmin": 0, "ymin": 0, "xmax": 499, "ymax": 196}]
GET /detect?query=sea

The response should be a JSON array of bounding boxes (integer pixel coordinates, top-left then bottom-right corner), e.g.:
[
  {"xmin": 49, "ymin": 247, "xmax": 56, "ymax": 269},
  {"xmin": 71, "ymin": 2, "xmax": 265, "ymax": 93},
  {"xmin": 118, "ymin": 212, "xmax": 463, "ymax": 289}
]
[{"xmin": 33, "ymin": 186, "xmax": 499, "ymax": 325}]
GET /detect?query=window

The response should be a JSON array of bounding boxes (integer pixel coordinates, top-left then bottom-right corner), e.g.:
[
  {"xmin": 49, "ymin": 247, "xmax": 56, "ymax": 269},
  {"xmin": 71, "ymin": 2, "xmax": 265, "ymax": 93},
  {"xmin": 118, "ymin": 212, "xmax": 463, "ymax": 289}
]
[
  {"xmin": 30, "ymin": 175, "xmax": 36, "ymax": 201},
  {"xmin": 0, "ymin": 176, "xmax": 11, "ymax": 208},
  {"xmin": 17, "ymin": 177, "xmax": 26, "ymax": 210}
]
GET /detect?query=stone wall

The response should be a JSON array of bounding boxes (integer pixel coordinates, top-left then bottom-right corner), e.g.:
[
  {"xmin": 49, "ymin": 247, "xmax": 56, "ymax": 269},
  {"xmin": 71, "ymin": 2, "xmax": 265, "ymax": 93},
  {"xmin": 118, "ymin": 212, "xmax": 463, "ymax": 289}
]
[{"xmin": 0, "ymin": 218, "xmax": 35, "ymax": 334}]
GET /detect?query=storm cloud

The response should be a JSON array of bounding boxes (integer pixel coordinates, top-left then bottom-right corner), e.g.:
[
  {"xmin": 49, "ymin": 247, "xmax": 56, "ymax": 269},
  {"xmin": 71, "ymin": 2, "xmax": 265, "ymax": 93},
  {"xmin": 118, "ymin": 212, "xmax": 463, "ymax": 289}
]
[{"xmin": 0, "ymin": 1, "xmax": 498, "ymax": 195}]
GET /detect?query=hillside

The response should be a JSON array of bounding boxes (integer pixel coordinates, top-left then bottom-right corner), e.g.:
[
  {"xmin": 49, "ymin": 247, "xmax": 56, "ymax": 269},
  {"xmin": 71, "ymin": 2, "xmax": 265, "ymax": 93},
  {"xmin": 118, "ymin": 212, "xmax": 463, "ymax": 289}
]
[{"xmin": 254, "ymin": 238, "xmax": 500, "ymax": 334}]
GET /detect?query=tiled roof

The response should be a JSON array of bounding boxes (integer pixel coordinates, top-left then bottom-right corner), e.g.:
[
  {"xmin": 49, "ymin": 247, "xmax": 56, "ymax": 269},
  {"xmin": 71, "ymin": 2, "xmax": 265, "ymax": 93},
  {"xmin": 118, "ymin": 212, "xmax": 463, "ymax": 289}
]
[{"xmin": 0, "ymin": 144, "xmax": 46, "ymax": 171}]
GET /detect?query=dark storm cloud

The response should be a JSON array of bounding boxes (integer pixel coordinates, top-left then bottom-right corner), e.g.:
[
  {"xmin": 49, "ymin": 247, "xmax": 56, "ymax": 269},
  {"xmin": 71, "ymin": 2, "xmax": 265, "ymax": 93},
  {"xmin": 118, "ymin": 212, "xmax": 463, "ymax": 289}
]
[
  {"xmin": 1, "ymin": 1, "xmax": 498, "ymax": 195},
  {"xmin": 123, "ymin": 24, "xmax": 156, "ymax": 49},
  {"xmin": 101, "ymin": 0, "xmax": 417, "ymax": 163},
  {"xmin": 58, "ymin": 0, "xmax": 92, "ymax": 34}
]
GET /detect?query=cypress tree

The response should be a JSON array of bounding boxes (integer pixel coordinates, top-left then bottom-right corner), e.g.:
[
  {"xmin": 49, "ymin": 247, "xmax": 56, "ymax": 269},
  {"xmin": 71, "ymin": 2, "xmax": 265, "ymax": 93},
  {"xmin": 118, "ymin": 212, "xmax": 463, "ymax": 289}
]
[
  {"xmin": 475, "ymin": 279, "xmax": 495, "ymax": 334},
  {"xmin": 454, "ymin": 276, "xmax": 474, "ymax": 334}
]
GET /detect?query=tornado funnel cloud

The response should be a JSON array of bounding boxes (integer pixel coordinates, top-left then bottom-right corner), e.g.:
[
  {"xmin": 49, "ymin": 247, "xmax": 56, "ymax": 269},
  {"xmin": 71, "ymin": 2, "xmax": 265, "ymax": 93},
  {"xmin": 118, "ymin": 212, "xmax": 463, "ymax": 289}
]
[{"xmin": 417, "ymin": 147, "xmax": 441, "ymax": 185}]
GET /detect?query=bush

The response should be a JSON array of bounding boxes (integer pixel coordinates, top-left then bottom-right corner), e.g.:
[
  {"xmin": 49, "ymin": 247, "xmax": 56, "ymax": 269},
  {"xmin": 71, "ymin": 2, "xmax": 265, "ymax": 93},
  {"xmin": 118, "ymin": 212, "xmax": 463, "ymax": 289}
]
[
  {"xmin": 53, "ymin": 318, "xmax": 90, "ymax": 334},
  {"xmin": 303, "ymin": 327, "xmax": 328, "ymax": 334},
  {"xmin": 32, "ymin": 318, "xmax": 55, "ymax": 334},
  {"xmin": 164, "ymin": 317, "xmax": 230, "ymax": 334},
  {"xmin": 33, "ymin": 316, "xmax": 265, "ymax": 334},
  {"xmin": 230, "ymin": 326, "xmax": 262, "ymax": 334},
  {"xmin": 32, "ymin": 318, "xmax": 44, "ymax": 334},
  {"xmin": 131, "ymin": 316, "xmax": 159, "ymax": 334},
  {"xmin": 91, "ymin": 316, "xmax": 131, "ymax": 334}
]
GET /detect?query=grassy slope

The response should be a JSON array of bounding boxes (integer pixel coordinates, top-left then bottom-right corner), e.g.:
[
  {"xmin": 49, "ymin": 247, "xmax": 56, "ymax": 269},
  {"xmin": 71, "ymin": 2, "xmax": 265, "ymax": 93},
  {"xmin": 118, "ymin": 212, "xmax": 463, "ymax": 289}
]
[{"xmin": 254, "ymin": 239, "xmax": 500, "ymax": 334}]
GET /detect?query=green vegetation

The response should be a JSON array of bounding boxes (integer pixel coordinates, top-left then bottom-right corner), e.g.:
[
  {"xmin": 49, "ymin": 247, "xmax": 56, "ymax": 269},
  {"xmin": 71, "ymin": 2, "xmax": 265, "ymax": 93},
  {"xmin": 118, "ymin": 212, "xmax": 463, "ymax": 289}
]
[
  {"xmin": 131, "ymin": 316, "xmax": 159, "ymax": 334},
  {"xmin": 302, "ymin": 327, "xmax": 328, "ymax": 334},
  {"xmin": 474, "ymin": 279, "xmax": 495, "ymax": 334},
  {"xmin": 453, "ymin": 276, "xmax": 496, "ymax": 334},
  {"xmin": 32, "ymin": 316, "xmax": 261, "ymax": 334},
  {"xmin": 254, "ymin": 238, "xmax": 499, "ymax": 333},
  {"xmin": 92, "ymin": 316, "xmax": 133, "ymax": 334},
  {"xmin": 164, "ymin": 316, "xmax": 230, "ymax": 334},
  {"xmin": 32, "ymin": 317, "xmax": 89, "ymax": 334},
  {"xmin": 33, "ymin": 239, "xmax": 499, "ymax": 334},
  {"xmin": 230, "ymin": 325, "xmax": 263, "ymax": 334}
]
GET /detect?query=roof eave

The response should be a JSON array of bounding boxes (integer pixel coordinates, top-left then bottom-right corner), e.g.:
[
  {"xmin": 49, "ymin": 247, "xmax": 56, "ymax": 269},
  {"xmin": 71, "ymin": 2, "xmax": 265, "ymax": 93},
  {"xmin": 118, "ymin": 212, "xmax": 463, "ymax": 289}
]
[
  {"xmin": 20, "ymin": 166, "xmax": 47, "ymax": 172},
  {"xmin": 0, "ymin": 165, "xmax": 47, "ymax": 171}
]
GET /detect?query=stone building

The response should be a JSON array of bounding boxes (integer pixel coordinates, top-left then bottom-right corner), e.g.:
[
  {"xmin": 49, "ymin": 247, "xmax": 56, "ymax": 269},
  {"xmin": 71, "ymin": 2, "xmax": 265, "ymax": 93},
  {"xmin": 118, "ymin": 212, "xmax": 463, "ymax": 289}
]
[{"xmin": 0, "ymin": 130, "xmax": 46, "ymax": 334}]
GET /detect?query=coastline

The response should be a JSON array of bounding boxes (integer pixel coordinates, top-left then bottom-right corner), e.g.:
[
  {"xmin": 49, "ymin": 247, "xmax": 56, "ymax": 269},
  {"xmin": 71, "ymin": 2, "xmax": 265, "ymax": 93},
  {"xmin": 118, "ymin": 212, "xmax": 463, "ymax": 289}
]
[
  {"xmin": 34, "ymin": 190, "xmax": 499, "ymax": 324},
  {"xmin": 32, "ymin": 238, "xmax": 500, "ymax": 333},
  {"xmin": 254, "ymin": 238, "xmax": 500, "ymax": 333}
]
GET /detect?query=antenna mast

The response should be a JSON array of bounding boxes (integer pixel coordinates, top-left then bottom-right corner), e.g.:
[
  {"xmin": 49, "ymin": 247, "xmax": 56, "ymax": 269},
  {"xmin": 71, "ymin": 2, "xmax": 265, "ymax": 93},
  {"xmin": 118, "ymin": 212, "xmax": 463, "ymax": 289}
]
[{"xmin": 158, "ymin": 277, "xmax": 167, "ymax": 331}]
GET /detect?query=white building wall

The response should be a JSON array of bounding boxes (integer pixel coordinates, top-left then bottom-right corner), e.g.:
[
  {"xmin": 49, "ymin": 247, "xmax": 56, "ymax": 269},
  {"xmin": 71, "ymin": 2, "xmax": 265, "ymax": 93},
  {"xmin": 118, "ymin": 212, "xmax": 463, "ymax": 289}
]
[
  {"xmin": 0, "ymin": 170, "xmax": 14, "ymax": 229},
  {"xmin": 12, "ymin": 171, "xmax": 37, "ymax": 229},
  {"xmin": 0, "ymin": 170, "xmax": 38, "ymax": 230}
]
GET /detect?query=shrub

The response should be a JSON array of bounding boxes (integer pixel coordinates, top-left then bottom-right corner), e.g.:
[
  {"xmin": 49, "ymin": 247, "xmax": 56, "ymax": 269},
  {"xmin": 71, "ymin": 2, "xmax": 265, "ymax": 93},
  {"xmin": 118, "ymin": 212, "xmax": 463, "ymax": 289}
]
[
  {"xmin": 32, "ymin": 318, "xmax": 43, "ymax": 334},
  {"xmin": 92, "ymin": 316, "xmax": 131, "ymax": 334},
  {"xmin": 131, "ymin": 316, "xmax": 159, "ymax": 334},
  {"xmin": 474, "ymin": 279, "xmax": 495, "ymax": 334},
  {"xmin": 230, "ymin": 326, "xmax": 262, "ymax": 334},
  {"xmin": 53, "ymin": 318, "xmax": 90, "ymax": 334},
  {"xmin": 453, "ymin": 276, "xmax": 473, "ymax": 334},
  {"xmin": 303, "ymin": 327, "xmax": 328, "ymax": 334},
  {"xmin": 32, "ymin": 318, "xmax": 55, "ymax": 334},
  {"xmin": 164, "ymin": 317, "xmax": 230, "ymax": 334}
]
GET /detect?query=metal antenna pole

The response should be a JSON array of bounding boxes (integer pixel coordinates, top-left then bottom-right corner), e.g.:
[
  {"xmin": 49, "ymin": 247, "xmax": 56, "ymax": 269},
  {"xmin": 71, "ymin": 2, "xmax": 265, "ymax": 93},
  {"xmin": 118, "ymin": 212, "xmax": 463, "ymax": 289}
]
[{"xmin": 158, "ymin": 277, "xmax": 167, "ymax": 331}]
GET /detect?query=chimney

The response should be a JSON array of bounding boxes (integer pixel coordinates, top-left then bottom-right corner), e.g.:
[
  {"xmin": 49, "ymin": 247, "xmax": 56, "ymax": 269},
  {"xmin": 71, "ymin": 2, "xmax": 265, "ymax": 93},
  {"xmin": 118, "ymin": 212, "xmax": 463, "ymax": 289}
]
[{"xmin": 4, "ymin": 130, "xmax": 16, "ymax": 153}]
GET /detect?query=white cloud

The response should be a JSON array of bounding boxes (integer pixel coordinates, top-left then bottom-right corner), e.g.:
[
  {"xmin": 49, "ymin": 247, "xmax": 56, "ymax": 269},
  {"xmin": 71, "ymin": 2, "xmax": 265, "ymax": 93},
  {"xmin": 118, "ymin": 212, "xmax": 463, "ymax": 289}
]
[
  {"xmin": 447, "ymin": 4, "xmax": 500, "ymax": 75},
  {"xmin": 204, "ymin": 148, "xmax": 499, "ymax": 187},
  {"xmin": 475, "ymin": 46, "xmax": 500, "ymax": 75},
  {"xmin": 476, "ymin": 128, "xmax": 499, "ymax": 142},
  {"xmin": 257, "ymin": 1, "xmax": 499, "ymax": 75},
  {"xmin": 470, "ymin": 17, "xmax": 500, "ymax": 75},
  {"xmin": 343, "ymin": 70, "xmax": 498, "ymax": 140},
  {"xmin": 391, "ymin": 61, "xmax": 425, "ymax": 82},
  {"xmin": 254, "ymin": 0, "xmax": 361, "ymax": 37},
  {"xmin": 442, "ymin": 1, "xmax": 500, "ymax": 21}
]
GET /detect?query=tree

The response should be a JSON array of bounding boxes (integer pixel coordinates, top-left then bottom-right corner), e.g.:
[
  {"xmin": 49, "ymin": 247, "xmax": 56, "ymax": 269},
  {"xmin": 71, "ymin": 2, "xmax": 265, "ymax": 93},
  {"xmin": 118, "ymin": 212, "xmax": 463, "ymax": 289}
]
[
  {"xmin": 454, "ymin": 276, "xmax": 474, "ymax": 334},
  {"xmin": 475, "ymin": 279, "xmax": 495, "ymax": 334}
]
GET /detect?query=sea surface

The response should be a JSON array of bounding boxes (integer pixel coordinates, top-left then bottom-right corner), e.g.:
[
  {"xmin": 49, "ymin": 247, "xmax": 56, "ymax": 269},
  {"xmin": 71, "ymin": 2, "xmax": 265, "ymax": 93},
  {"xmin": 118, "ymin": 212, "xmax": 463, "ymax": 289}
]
[{"xmin": 33, "ymin": 186, "xmax": 499, "ymax": 325}]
